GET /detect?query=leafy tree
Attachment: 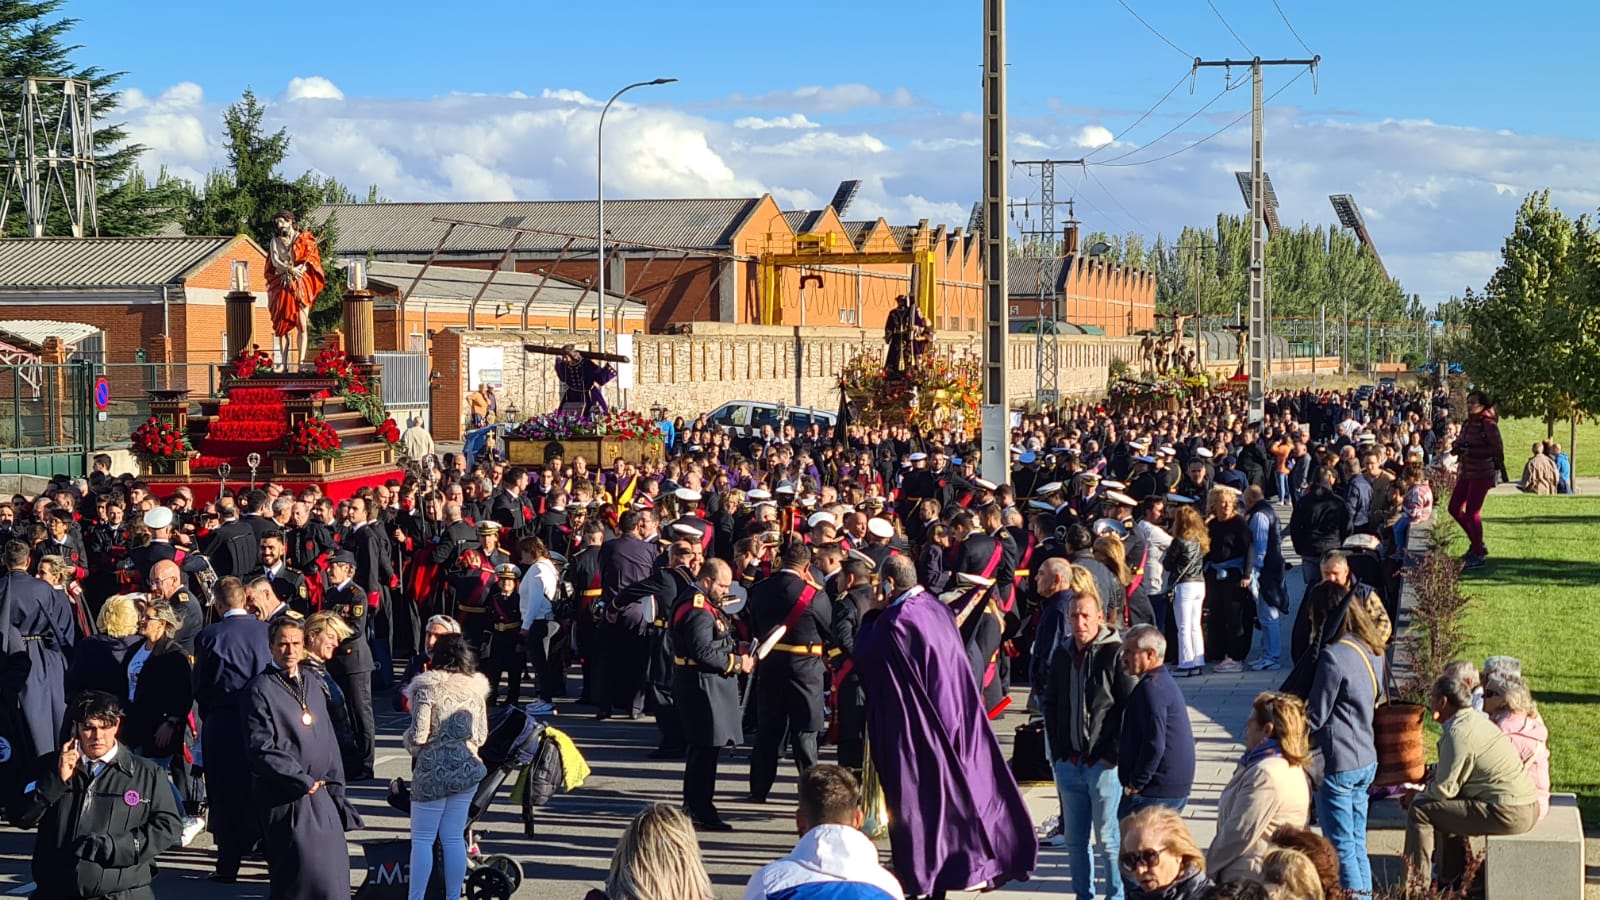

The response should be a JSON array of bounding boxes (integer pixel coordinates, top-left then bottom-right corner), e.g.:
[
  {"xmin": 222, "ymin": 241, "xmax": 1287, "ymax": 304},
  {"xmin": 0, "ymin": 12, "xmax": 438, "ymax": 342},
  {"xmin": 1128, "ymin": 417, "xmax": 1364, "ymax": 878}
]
[
  {"xmin": 0, "ymin": 0, "xmax": 188, "ymax": 236},
  {"xmin": 1458, "ymin": 190, "xmax": 1594, "ymax": 435},
  {"xmin": 185, "ymin": 90, "xmax": 358, "ymax": 335}
]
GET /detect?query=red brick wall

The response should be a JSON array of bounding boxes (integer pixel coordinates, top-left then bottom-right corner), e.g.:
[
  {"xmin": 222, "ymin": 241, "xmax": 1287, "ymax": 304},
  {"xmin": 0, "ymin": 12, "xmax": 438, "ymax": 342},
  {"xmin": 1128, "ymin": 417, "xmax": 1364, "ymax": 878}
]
[{"xmin": 431, "ymin": 329, "xmax": 464, "ymax": 442}]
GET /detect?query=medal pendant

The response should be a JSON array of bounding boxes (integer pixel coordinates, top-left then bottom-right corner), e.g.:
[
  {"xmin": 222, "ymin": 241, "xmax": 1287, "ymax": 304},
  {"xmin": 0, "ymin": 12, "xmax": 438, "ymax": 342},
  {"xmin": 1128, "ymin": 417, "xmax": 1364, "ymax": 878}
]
[{"xmin": 301, "ymin": 711, "xmax": 314, "ymax": 726}]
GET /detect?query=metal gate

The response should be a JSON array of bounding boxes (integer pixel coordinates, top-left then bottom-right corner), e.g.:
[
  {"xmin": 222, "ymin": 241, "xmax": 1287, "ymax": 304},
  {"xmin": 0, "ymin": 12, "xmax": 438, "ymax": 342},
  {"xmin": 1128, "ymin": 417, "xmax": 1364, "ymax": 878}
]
[
  {"xmin": 0, "ymin": 360, "xmax": 95, "ymax": 477},
  {"xmin": 375, "ymin": 351, "xmax": 429, "ymax": 426}
]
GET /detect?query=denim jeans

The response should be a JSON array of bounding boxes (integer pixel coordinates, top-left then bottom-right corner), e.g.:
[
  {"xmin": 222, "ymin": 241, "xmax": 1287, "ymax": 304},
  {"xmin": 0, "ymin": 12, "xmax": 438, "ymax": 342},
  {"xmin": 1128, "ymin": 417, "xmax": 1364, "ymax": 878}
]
[
  {"xmin": 1116, "ymin": 792, "xmax": 1187, "ymax": 820},
  {"xmin": 1052, "ymin": 760, "xmax": 1124, "ymax": 900},
  {"xmin": 1252, "ymin": 573, "xmax": 1282, "ymax": 664},
  {"xmin": 1318, "ymin": 762, "xmax": 1378, "ymax": 893},
  {"xmin": 410, "ymin": 788, "xmax": 473, "ymax": 900},
  {"xmin": 1276, "ymin": 472, "xmax": 1291, "ymax": 504}
]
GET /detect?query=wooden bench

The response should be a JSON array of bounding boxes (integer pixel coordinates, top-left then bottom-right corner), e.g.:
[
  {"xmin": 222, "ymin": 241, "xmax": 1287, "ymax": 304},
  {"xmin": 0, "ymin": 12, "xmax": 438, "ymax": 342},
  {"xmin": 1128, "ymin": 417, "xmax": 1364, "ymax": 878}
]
[{"xmin": 1485, "ymin": 792, "xmax": 1584, "ymax": 900}]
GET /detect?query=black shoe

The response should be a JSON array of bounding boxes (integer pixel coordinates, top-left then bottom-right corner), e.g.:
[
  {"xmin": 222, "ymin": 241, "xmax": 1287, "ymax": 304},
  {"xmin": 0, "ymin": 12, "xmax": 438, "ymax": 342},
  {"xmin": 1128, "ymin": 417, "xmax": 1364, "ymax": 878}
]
[
  {"xmin": 208, "ymin": 872, "xmax": 239, "ymax": 884},
  {"xmin": 596, "ymin": 709, "xmax": 614, "ymax": 720},
  {"xmin": 693, "ymin": 816, "xmax": 734, "ymax": 832},
  {"xmin": 648, "ymin": 746, "xmax": 686, "ymax": 760},
  {"xmin": 743, "ymin": 793, "xmax": 768, "ymax": 804}
]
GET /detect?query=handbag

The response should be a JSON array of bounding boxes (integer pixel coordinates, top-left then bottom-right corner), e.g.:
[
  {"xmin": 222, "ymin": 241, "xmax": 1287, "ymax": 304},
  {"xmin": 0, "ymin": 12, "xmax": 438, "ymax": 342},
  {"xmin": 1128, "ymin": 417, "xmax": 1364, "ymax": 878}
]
[{"xmin": 1342, "ymin": 639, "xmax": 1426, "ymax": 787}]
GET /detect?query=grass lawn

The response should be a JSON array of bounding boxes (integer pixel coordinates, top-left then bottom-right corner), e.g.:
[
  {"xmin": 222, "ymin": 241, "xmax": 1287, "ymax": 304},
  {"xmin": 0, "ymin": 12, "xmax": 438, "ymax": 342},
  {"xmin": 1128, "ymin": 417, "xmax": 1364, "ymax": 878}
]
[
  {"xmin": 1497, "ymin": 416, "xmax": 1600, "ymax": 479},
  {"xmin": 1451, "ymin": 493, "xmax": 1600, "ymax": 827}
]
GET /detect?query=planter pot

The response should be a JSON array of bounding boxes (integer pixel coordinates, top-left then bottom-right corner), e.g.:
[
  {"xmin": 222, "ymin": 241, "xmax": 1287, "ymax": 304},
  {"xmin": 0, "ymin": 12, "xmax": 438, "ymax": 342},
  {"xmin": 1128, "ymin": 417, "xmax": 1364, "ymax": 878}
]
[
  {"xmin": 273, "ymin": 456, "xmax": 336, "ymax": 476},
  {"xmin": 1373, "ymin": 701, "xmax": 1427, "ymax": 787}
]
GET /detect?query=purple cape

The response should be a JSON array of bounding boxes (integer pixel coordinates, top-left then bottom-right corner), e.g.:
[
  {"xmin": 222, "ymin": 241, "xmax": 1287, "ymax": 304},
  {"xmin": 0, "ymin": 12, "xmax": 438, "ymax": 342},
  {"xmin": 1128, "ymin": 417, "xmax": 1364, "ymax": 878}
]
[{"xmin": 854, "ymin": 588, "xmax": 1037, "ymax": 895}]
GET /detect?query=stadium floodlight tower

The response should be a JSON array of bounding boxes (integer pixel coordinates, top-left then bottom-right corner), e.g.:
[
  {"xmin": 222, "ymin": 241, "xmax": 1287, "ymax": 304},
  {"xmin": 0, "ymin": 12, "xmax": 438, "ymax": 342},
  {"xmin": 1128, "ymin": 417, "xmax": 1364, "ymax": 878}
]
[
  {"xmin": 1235, "ymin": 170, "xmax": 1281, "ymax": 236},
  {"xmin": 1329, "ymin": 194, "xmax": 1388, "ymax": 279}
]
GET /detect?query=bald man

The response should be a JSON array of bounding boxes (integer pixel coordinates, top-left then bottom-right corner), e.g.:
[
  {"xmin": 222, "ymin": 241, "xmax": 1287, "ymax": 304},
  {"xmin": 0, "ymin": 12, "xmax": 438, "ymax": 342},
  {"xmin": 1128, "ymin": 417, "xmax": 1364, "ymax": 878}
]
[{"xmin": 149, "ymin": 558, "xmax": 203, "ymax": 653}]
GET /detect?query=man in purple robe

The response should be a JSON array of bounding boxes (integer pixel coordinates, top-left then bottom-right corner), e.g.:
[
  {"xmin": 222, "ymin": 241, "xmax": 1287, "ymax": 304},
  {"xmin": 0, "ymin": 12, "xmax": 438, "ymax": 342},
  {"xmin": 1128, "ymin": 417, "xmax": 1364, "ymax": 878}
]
[
  {"xmin": 853, "ymin": 554, "xmax": 1037, "ymax": 898},
  {"xmin": 555, "ymin": 344, "xmax": 617, "ymax": 416}
]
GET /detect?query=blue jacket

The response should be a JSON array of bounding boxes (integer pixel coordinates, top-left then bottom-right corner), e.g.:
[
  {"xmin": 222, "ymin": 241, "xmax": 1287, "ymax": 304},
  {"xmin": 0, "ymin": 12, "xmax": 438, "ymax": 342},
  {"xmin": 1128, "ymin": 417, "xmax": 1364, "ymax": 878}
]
[
  {"xmin": 1118, "ymin": 666, "xmax": 1195, "ymax": 799},
  {"xmin": 1306, "ymin": 636, "xmax": 1382, "ymax": 774}
]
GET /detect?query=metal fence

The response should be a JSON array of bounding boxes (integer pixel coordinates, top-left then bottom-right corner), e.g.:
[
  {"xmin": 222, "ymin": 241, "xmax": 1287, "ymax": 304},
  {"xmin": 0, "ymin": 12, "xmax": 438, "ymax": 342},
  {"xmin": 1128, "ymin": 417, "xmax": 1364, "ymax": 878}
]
[
  {"xmin": 0, "ymin": 361, "xmax": 95, "ymax": 477},
  {"xmin": 376, "ymin": 351, "xmax": 430, "ymax": 425}
]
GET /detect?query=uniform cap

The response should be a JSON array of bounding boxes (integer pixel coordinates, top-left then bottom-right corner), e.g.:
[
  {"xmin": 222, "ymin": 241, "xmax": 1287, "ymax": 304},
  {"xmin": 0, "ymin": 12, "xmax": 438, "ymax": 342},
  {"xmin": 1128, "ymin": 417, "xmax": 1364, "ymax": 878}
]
[
  {"xmin": 974, "ymin": 478, "xmax": 997, "ymax": 491},
  {"xmin": 495, "ymin": 563, "xmax": 521, "ymax": 580},
  {"xmin": 1037, "ymin": 481, "xmax": 1064, "ymax": 495},
  {"xmin": 143, "ymin": 506, "xmax": 173, "ymax": 529},
  {"xmin": 908, "ymin": 452, "xmax": 928, "ymax": 462},
  {"xmin": 866, "ymin": 517, "xmax": 894, "ymax": 539},
  {"xmin": 1103, "ymin": 491, "xmax": 1137, "ymax": 507},
  {"xmin": 475, "ymin": 520, "xmax": 502, "ymax": 534},
  {"xmin": 1166, "ymin": 493, "xmax": 1196, "ymax": 505},
  {"xmin": 746, "ymin": 488, "xmax": 772, "ymax": 501},
  {"xmin": 330, "ymin": 550, "xmax": 357, "ymax": 567},
  {"xmin": 1100, "ymin": 480, "xmax": 1127, "ymax": 491},
  {"xmin": 1134, "ymin": 455, "xmax": 1157, "ymax": 464},
  {"xmin": 673, "ymin": 487, "xmax": 702, "ymax": 502},
  {"xmin": 669, "ymin": 523, "xmax": 703, "ymax": 538},
  {"xmin": 1017, "ymin": 451, "xmax": 1038, "ymax": 464},
  {"xmin": 1195, "ymin": 447, "xmax": 1214, "ymax": 459},
  {"xmin": 806, "ymin": 511, "xmax": 837, "ymax": 528}
]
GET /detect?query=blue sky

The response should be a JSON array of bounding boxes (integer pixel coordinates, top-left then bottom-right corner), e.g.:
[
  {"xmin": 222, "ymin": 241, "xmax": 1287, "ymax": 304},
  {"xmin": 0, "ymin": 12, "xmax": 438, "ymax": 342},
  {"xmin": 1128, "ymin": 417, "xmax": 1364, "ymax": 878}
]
[{"xmin": 65, "ymin": 0, "xmax": 1600, "ymax": 303}]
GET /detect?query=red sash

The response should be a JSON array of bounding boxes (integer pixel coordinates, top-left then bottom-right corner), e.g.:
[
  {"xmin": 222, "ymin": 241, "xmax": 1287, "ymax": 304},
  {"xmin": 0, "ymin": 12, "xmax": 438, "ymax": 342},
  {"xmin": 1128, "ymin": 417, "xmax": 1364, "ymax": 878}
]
[{"xmin": 777, "ymin": 578, "xmax": 821, "ymax": 634}]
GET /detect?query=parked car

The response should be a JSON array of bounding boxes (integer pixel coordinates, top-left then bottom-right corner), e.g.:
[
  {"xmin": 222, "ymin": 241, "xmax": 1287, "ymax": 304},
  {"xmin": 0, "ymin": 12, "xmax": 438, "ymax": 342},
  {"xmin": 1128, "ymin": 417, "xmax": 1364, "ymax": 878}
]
[
  {"xmin": 707, "ymin": 400, "xmax": 836, "ymax": 448},
  {"xmin": 1417, "ymin": 361, "xmax": 1465, "ymax": 376},
  {"xmin": 1356, "ymin": 384, "xmax": 1376, "ymax": 400}
]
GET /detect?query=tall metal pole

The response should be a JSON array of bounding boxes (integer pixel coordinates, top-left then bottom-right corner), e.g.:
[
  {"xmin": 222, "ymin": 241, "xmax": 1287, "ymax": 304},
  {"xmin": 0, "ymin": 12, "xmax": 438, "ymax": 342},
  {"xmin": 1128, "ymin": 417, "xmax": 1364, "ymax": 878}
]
[
  {"xmin": 596, "ymin": 77, "xmax": 675, "ymax": 406},
  {"xmin": 980, "ymin": 0, "xmax": 1009, "ymax": 486}
]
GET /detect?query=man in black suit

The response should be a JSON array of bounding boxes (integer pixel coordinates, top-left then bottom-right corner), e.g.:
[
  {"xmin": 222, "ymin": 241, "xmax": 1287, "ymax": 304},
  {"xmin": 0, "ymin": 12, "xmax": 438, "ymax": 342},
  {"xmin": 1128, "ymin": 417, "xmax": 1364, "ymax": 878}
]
[
  {"xmin": 491, "ymin": 467, "xmax": 537, "ymax": 541},
  {"xmin": 258, "ymin": 531, "xmax": 310, "ymax": 616},
  {"xmin": 596, "ymin": 508, "xmax": 662, "ymax": 719},
  {"xmin": 128, "ymin": 506, "xmax": 178, "ymax": 580},
  {"xmin": 204, "ymin": 497, "xmax": 259, "ymax": 580},
  {"xmin": 344, "ymin": 495, "xmax": 394, "ymax": 685},
  {"xmin": 240, "ymin": 489, "xmax": 278, "ymax": 545},
  {"xmin": 192, "ymin": 576, "xmax": 272, "ymax": 882}
]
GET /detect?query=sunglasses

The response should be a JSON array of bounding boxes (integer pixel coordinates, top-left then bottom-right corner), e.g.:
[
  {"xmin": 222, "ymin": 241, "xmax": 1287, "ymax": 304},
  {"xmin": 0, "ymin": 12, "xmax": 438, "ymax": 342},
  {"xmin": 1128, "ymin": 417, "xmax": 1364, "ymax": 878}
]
[{"xmin": 1119, "ymin": 848, "xmax": 1164, "ymax": 871}]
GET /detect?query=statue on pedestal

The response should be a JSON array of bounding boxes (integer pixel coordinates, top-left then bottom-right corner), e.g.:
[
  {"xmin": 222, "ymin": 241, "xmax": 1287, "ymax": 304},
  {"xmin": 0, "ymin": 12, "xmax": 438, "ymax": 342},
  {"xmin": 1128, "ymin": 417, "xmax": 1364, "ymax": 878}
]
[
  {"xmin": 555, "ymin": 345, "xmax": 617, "ymax": 417},
  {"xmin": 884, "ymin": 294, "xmax": 931, "ymax": 383},
  {"xmin": 266, "ymin": 210, "xmax": 326, "ymax": 368},
  {"xmin": 1227, "ymin": 324, "xmax": 1250, "ymax": 377}
]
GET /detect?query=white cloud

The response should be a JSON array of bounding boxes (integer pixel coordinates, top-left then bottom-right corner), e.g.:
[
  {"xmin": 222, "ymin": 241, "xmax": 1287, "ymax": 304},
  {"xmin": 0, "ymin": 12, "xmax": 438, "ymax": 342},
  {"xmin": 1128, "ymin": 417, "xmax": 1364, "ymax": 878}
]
[
  {"xmin": 733, "ymin": 114, "xmax": 819, "ymax": 130},
  {"xmin": 284, "ymin": 76, "xmax": 344, "ymax": 102},
  {"xmin": 1072, "ymin": 125, "xmax": 1115, "ymax": 149},
  {"xmin": 109, "ymin": 78, "xmax": 1600, "ymax": 303}
]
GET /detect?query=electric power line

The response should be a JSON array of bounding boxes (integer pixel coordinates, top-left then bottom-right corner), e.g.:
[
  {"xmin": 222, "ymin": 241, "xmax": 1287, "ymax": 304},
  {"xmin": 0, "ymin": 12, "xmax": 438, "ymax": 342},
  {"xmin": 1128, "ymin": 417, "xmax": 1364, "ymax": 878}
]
[
  {"xmin": 1092, "ymin": 65, "xmax": 1313, "ymax": 168},
  {"xmin": 1269, "ymin": 0, "xmax": 1316, "ymax": 55},
  {"xmin": 1113, "ymin": 0, "xmax": 1192, "ymax": 59},
  {"xmin": 1085, "ymin": 168, "xmax": 1154, "ymax": 235},
  {"xmin": 1086, "ymin": 71, "xmax": 1248, "ymax": 166},
  {"xmin": 1083, "ymin": 68, "xmax": 1193, "ymax": 162},
  {"xmin": 1205, "ymin": 0, "xmax": 1254, "ymax": 56}
]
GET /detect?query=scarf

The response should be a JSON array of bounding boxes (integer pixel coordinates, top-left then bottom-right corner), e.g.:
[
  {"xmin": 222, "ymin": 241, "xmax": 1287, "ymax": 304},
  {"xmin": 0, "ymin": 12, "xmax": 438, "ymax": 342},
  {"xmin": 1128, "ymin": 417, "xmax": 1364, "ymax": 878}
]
[{"xmin": 1239, "ymin": 737, "xmax": 1283, "ymax": 769}]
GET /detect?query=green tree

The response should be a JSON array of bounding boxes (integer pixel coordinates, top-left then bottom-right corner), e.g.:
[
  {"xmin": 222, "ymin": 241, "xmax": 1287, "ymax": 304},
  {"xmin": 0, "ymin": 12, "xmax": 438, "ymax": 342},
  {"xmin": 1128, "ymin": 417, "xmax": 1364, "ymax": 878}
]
[
  {"xmin": 185, "ymin": 90, "xmax": 359, "ymax": 335},
  {"xmin": 1459, "ymin": 191, "xmax": 1592, "ymax": 434},
  {"xmin": 0, "ymin": 0, "xmax": 190, "ymax": 236}
]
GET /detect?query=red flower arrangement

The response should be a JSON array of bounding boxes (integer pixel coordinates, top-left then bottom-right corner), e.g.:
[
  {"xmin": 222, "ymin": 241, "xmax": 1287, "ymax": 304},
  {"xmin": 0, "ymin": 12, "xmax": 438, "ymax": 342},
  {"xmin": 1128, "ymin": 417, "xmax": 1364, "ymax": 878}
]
[
  {"xmin": 132, "ymin": 417, "xmax": 192, "ymax": 459},
  {"xmin": 313, "ymin": 347, "xmax": 372, "ymax": 393},
  {"xmin": 283, "ymin": 416, "xmax": 344, "ymax": 460},
  {"xmin": 377, "ymin": 417, "xmax": 401, "ymax": 445},
  {"xmin": 227, "ymin": 345, "xmax": 275, "ymax": 380}
]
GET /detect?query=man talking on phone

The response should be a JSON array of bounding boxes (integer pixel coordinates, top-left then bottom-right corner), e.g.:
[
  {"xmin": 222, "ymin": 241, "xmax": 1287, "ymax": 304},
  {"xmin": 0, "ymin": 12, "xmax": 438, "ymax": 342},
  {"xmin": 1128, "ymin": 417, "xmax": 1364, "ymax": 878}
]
[{"xmin": 11, "ymin": 690, "xmax": 181, "ymax": 900}]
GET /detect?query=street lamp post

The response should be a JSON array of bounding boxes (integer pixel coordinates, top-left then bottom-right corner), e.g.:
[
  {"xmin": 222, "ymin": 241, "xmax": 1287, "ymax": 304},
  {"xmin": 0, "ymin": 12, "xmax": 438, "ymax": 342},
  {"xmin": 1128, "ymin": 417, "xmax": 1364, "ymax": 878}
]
[{"xmin": 597, "ymin": 77, "xmax": 677, "ymax": 407}]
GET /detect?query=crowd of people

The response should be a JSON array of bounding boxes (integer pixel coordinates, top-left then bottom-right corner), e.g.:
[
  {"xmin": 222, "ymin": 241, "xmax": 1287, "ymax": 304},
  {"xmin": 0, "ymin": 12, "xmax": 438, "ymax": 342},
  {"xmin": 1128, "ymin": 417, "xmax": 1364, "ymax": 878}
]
[{"xmin": 0, "ymin": 379, "xmax": 1556, "ymax": 899}]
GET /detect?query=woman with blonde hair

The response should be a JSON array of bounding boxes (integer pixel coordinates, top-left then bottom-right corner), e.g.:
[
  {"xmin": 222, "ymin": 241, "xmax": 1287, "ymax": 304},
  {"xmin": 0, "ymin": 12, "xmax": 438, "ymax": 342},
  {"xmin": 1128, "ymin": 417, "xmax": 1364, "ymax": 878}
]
[
  {"xmin": 65, "ymin": 593, "xmax": 143, "ymax": 702},
  {"xmin": 585, "ymin": 803, "xmax": 714, "ymax": 900},
  {"xmin": 1119, "ymin": 805, "xmax": 1213, "ymax": 899},
  {"xmin": 1207, "ymin": 692, "xmax": 1313, "ymax": 881},
  {"xmin": 301, "ymin": 612, "xmax": 362, "ymax": 770},
  {"xmin": 1259, "ymin": 848, "xmax": 1325, "ymax": 899},
  {"xmin": 1162, "ymin": 506, "xmax": 1209, "ymax": 676}
]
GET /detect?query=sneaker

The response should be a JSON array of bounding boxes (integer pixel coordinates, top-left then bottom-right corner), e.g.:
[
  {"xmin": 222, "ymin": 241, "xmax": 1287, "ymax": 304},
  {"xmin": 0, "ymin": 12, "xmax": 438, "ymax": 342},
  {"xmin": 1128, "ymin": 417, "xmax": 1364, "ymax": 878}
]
[
  {"xmin": 1214, "ymin": 659, "xmax": 1244, "ymax": 673},
  {"xmin": 180, "ymin": 815, "xmax": 207, "ymax": 848},
  {"xmin": 1037, "ymin": 814, "xmax": 1066, "ymax": 847},
  {"xmin": 1461, "ymin": 554, "xmax": 1485, "ymax": 571},
  {"xmin": 1249, "ymin": 658, "xmax": 1281, "ymax": 671}
]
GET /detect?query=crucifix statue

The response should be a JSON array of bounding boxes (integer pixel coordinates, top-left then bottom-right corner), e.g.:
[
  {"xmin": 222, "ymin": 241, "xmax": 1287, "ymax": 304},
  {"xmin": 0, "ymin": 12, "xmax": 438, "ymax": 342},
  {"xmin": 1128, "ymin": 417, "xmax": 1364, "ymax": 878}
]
[{"xmin": 265, "ymin": 210, "xmax": 326, "ymax": 368}]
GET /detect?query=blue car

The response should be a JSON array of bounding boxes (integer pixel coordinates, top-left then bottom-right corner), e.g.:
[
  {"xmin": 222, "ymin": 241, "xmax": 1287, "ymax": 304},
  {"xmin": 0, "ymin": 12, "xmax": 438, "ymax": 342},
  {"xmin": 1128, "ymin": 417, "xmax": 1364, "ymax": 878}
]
[{"xmin": 1417, "ymin": 361, "xmax": 1465, "ymax": 376}]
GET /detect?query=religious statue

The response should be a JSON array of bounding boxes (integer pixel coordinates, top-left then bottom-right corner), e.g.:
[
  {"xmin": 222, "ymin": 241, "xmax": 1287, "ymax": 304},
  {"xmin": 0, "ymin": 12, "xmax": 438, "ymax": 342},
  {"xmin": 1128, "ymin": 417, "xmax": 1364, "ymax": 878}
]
[
  {"xmin": 265, "ymin": 210, "xmax": 326, "ymax": 368},
  {"xmin": 1228, "ymin": 324, "xmax": 1250, "ymax": 377},
  {"xmin": 555, "ymin": 344, "xmax": 617, "ymax": 417},
  {"xmin": 884, "ymin": 294, "xmax": 931, "ymax": 382}
]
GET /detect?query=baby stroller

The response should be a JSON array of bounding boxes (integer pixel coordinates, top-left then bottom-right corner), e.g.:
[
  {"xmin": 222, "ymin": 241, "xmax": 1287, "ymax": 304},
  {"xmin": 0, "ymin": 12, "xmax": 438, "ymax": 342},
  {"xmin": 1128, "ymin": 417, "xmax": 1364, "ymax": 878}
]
[{"xmin": 356, "ymin": 704, "xmax": 566, "ymax": 900}]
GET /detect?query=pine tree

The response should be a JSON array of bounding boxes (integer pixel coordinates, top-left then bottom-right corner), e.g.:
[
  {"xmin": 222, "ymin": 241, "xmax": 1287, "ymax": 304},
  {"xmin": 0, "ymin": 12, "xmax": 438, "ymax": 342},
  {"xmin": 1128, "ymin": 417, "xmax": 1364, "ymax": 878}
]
[
  {"xmin": 185, "ymin": 90, "xmax": 358, "ymax": 335},
  {"xmin": 0, "ymin": 0, "xmax": 189, "ymax": 236}
]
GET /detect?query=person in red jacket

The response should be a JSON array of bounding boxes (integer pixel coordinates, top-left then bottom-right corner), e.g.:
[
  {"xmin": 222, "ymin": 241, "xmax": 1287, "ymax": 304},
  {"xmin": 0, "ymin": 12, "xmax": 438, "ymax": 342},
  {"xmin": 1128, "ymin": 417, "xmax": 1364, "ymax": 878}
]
[{"xmin": 1448, "ymin": 390, "xmax": 1505, "ymax": 570}]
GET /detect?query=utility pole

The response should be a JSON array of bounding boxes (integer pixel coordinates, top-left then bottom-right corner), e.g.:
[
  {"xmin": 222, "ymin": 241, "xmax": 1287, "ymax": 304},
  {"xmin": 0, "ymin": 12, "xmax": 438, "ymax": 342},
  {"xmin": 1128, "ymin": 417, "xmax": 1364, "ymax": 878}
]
[
  {"xmin": 1178, "ymin": 237, "xmax": 1215, "ymax": 372},
  {"xmin": 1193, "ymin": 55, "xmax": 1319, "ymax": 421},
  {"xmin": 1010, "ymin": 163, "xmax": 1083, "ymax": 409},
  {"xmin": 979, "ymin": 0, "xmax": 1009, "ymax": 487}
]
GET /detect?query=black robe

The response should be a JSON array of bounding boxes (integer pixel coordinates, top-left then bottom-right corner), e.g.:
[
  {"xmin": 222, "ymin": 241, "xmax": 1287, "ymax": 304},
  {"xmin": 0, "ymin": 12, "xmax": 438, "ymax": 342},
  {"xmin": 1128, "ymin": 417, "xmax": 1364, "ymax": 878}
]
[{"xmin": 243, "ymin": 666, "xmax": 361, "ymax": 900}]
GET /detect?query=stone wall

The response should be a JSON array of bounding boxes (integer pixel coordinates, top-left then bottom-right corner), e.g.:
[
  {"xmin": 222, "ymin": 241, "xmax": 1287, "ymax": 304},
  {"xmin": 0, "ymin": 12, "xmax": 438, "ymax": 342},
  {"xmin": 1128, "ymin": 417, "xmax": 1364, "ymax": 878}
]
[{"xmin": 430, "ymin": 325, "xmax": 1140, "ymax": 441}]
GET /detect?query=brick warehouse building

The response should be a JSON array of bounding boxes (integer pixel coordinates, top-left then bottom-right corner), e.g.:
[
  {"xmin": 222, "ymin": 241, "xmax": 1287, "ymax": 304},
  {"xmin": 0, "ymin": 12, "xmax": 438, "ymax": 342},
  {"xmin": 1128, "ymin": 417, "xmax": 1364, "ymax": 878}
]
[
  {"xmin": 1007, "ymin": 223, "xmax": 1157, "ymax": 334},
  {"xmin": 319, "ymin": 196, "xmax": 999, "ymax": 339},
  {"xmin": 0, "ymin": 235, "xmax": 273, "ymax": 372}
]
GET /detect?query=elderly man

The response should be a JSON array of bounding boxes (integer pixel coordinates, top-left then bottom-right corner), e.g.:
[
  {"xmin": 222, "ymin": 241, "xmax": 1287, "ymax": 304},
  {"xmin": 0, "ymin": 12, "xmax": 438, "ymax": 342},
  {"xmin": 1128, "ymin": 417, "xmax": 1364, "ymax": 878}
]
[
  {"xmin": 1116, "ymin": 624, "xmax": 1194, "ymax": 819},
  {"xmin": 1404, "ymin": 672, "xmax": 1539, "ymax": 892},
  {"xmin": 1517, "ymin": 441, "xmax": 1559, "ymax": 495}
]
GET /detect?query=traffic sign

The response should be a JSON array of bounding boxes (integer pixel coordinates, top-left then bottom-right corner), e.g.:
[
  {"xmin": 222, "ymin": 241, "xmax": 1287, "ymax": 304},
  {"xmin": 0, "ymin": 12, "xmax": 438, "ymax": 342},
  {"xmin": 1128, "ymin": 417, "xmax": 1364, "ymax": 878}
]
[{"xmin": 93, "ymin": 377, "xmax": 110, "ymax": 410}]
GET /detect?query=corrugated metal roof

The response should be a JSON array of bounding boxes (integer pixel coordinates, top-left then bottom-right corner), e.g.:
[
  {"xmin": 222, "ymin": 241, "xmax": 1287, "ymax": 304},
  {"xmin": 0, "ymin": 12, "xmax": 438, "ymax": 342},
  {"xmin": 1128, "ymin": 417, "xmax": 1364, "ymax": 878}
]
[
  {"xmin": 1009, "ymin": 257, "xmax": 1065, "ymax": 295},
  {"xmin": 839, "ymin": 220, "xmax": 876, "ymax": 249},
  {"xmin": 0, "ymin": 319, "xmax": 103, "ymax": 351},
  {"xmin": 364, "ymin": 260, "xmax": 644, "ymax": 315},
  {"xmin": 318, "ymin": 199, "xmax": 764, "ymax": 255},
  {"xmin": 0, "ymin": 236, "xmax": 245, "ymax": 288}
]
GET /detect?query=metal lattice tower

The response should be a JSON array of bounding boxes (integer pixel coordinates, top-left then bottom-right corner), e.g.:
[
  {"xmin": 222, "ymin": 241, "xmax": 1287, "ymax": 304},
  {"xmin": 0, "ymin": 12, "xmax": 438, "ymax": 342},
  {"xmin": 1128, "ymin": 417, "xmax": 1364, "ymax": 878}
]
[
  {"xmin": 0, "ymin": 77, "xmax": 98, "ymax": 238},
  {"xmin": 1011, "ymin": 159, "xmax": 1083, "ymax": 407}
]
